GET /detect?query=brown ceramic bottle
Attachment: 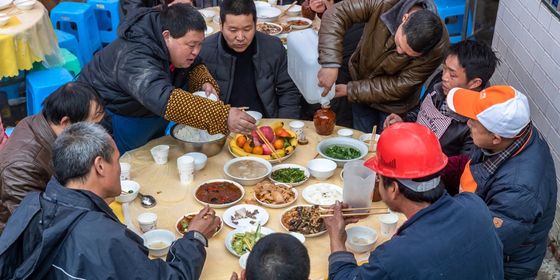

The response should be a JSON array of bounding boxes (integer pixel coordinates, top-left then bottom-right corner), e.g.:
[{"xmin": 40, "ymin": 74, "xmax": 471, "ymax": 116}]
[{"xmin": 313, "ymin": 104, "xmax": 336, "ymax": 136}]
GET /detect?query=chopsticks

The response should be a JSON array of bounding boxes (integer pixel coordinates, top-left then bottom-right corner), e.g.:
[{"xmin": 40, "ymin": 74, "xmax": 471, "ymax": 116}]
[
  {"xmin": 237, "ymin": 107, "xmax": 250, "ymax": 111},
  {"xmin": 368, "ymin": 125, "xmax": 377, "ymax": 153},
  {"xmin": 318, "ymin": 206, "xmax": 389, "ymax": 217},
  {"xmin": 279, "ymin": 1, "xmax": 298, "ymax": 17},
  {"xmin": 255, "ymin": 128, "xmax": 283, "ymax": 162}
]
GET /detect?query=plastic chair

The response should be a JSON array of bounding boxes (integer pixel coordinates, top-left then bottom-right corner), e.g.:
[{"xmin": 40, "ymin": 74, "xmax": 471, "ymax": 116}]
[
  {"xmin": 434, "ymin": 0, "xmax": 473, "ymax": 43},
  {"xmin": 50, "ymin": 2, "xmax": 102, "ymax": 65},
  {"xmin": 25, "ymin": 68, "xmax": 73, "ymax": 115},
  {"xmin": 87, "ymin": 0, "xmax": 120, "ymax": 44},
  {"xmin": 54, "ymin": 29, "xmax": 85, "ymax": 67}
]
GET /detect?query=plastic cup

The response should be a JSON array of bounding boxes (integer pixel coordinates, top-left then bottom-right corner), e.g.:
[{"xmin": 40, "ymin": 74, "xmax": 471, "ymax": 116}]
[
  {"xmin": 268, "ymin": 0, "xmax": 276, "ymax": 5},
  {"xmin": 137, "ymin": 212, "xmax": 158, "ymax": 233},
  {"xmin": 289, "ymin": 120, "xmax": 306, "ymax": 142},
  {"xmin": 177, "ymin": 155, "xmax": 195, "ymax": 184},
  {"xmin": 150, "ymin": 145, "xmax": 170, "ymax": 164},
  {"xmin": 120, "ymin": 162, "xmax": 131, "ymax": 181},
  {"xmin": 378, "ymin": 213, "xmax": 398, "ymax": 236}
]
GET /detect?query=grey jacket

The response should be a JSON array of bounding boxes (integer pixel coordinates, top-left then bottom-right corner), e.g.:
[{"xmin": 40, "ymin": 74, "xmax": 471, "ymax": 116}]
[{"xmin": 199, "ymin": 32, "xmax": 301, "ymax": 119}]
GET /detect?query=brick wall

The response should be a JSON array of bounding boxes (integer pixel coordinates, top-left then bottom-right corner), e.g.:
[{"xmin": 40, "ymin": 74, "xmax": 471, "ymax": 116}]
[{"xmin": 491, "ymin": 0, "xmax": 560, "ymax": 240}]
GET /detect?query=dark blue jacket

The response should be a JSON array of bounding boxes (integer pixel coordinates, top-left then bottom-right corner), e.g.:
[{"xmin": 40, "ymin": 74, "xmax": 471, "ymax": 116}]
[
  {"xmin": 329, "ymin": 193, "xmax": 504, "ymax": 279},
  {"xmin": 471, "ymin": 126, "xmax": 557, "ymax": 279},
  {"xmin": 0, "ymin": 178, "xmax": 206, "ymax": 279}
]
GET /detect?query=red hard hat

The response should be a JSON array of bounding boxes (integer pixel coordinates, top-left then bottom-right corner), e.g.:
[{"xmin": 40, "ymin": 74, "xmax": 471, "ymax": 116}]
[{"xmin": 364, "ymin": 123, "xmax": 448, "ymax": 179}]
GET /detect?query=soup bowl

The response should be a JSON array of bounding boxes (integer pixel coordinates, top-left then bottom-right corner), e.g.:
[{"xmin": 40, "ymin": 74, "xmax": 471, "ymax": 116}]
[{"xmin": 224, "ymin": 157, "xmax": 272, "ymax": 186}]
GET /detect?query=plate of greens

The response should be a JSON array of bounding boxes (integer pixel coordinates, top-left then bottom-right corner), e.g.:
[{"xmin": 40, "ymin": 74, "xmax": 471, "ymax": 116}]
[
  {"xmin": 225, "ymin": 224, "xmax": 275, "ymax": 257},
  {"xmin": 269, "ymin": 164, "xmax": 310, "ymax": 187},
  {"xmin": 317, "ymin": 137, "xmax": 368, "ymax": 167}
]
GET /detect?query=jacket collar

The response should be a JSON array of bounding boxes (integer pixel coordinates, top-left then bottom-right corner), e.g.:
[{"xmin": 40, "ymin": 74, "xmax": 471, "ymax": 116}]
[
  {"xmin": 217, "ymin": 31, "xmax": 263, "ymax": 59},
  {"xmin": 30, "ymin": 113, "xmax": 57, "ymax": 150},
  {"xmin": 43, "ymin": 178, "xmax": 119, "ymax": 223},
  {"xmin": 380, "ymin": 0, "xmax": 438, "ymax": 35},
  {"xmin": 396, "ymin": 192, "xmax": 451, "ymax": 235}
]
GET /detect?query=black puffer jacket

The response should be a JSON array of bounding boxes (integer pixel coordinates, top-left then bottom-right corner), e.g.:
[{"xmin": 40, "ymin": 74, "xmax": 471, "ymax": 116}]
[
  {"xmin": 79, "ymin": 7, "xmax": 202, "ymax": 118},
  {"xmin": 199, "ymin": 32, "xmax": 301, "ymax": 119}
]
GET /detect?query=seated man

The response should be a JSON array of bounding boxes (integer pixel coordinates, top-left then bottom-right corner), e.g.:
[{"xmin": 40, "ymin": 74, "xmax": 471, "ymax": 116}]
[
  {"xmin": 0, "ymin": 123, "xmax": 220, "ymax": 278},
  {"xmin": 0, "ymin": 82, "xmax": 104, "ymax": 233},
  {"xmin": 384, "ymin": 40, "xmax": 500, "ymax": 157},
  {"xmin": 325, "ymin": 123, "xmax": 504, "ymax": 279},
  {"xmin": 230, "ymin": 233, "xmax": 310, "ymax": 280},
  {"xmin": 80, "ymin": 3, "xmax": 256, "ymax": 153},
  {"xmin": 447, "ymin": 85, "xmax": 557, "ymax": 278},
  {"xmin": 199, "ymin": 0, "xmax": 301, "ymax": 119},
  {"xmin": 317, "ymin": 0, "xmax": 449, "ymax": 132}
]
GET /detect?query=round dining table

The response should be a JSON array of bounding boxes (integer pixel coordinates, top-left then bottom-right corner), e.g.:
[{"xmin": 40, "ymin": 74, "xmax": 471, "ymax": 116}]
[
  {"xmin": 0, "ymin": 1, "xmax": 61, "ymax": 79},
  {"xmin": 119, "ymin": 119, "xmax": 406, "ymax": 280}
]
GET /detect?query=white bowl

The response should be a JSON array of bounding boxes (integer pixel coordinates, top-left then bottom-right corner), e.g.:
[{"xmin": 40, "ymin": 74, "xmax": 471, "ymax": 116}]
[
  {"xmin": 116, "ymin": 180, "xmax": 140, "ymax": 203},
  {"xmin": 359, "ymin": 133, "xmax": 380, "ymax": 145},
  {"xmin": 142, "ymin": 229, "xmax": 176, "ymax": 257},
  {"xmin": 307, "ymin": 158, "xmax": 336, "ymax": 180},
  {"xmin": 15, "ymin": 0, "xmax": 35, "ymax": 10},
  {"xmin": 283, "ymin": 4, "xmax": 301, "ymax": 16},
  {"xmin": 317, "ymin": 137, "xmax": 369, "ymax": 167},
  {"xmin": 254, "ymin": 1, "xmax": 271, "ymax": 8},
  {"xmin": 345, "ymin": 226, "xmax": 377, "ymax": 253},
  {"xmin": 193, "ymin": 179, "xmax": 245, "ymax": 208},
  {"xmin": 337, "ymin": 128, "xmax": 354, "ymax": 137},
  {"xmin": 0, "ymin": 16, "xmax": 8, "ymax": 26},
  {"xmin": 175, "ymin": 212, "xmax": 223, "ymax": 237},
  {"xmin": 253, "ymin": 182, "xmax": 298, "ymax": 208},
  {"xmin": 239, "ymin": 252, "xmax": 250, "ymax": 269},
  {"xmin": 224, "ymin": 157, "xmax": 272, "ymax": 186},
  {"xmin": 246, "ymin": 111, "xmax": 262, "ymax": 124},
  {"xmin": 184, "ymin": 152, "xmax": 208, "ymax": 171},
  {"xmin": 256, "ymin": 6, "xmax": 281, "ymax": 22},
  {"xmin": 289, "ymin": 232, "xmax": 306, "ymax": 244},
  {"xmin": 225, "ymin": 225, "xmax": 275, "ymax": 257},
  {"xmin": 199, "ymin": 9, "xmax": 216, "ymax": 23},
  {"xmin": 269, "ymin": 163, "xmax": 309, "ymax": 187},
  {"xmin": 0, "ymin": 0, "xmax": 12, "ymax": 10},
  {"xmin": 205, "ymin": 26, "xmax": 214, "ymax": 36},
  {"xmin": 284, "ymin": 16, "xmax": 312, "ymax": 30}
]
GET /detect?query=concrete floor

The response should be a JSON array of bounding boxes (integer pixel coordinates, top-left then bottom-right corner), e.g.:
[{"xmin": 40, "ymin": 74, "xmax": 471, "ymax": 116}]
[{"xmin": 538, "ymin": 249, "xmax": 560, "ymax": 280}]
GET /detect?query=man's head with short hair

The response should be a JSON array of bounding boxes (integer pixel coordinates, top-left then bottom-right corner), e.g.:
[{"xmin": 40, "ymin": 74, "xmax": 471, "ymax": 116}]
[
  {"xmin": 441, "ymin": 40, "xmax": 499, "ymax": 95},
  {"xmin": 219, "ymin": 0, "xmax": 257, "ymax": 53},
  {"xmin": 244, "ymin": 233, "xmax": 310, "ymax": 280},
  {"xmin": 395, "ymin": 9, "xmax": 443, "ymax": 57},
  {"xmin": 52, "ymin": 123, "xmax": 121, "ymax": 198},
  {"xmin": 161, "ymin": 3, "xmax": 206, "ymax": 68},
  {"xmin": 42, "ymin": 82, "xmax": 105, "ymax": 134}
]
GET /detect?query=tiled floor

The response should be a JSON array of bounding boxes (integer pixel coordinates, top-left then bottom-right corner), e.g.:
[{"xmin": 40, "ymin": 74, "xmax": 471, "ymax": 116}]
[{"xmin": 537, "ymin": 249, "xmax": 560, "ymax": 280}]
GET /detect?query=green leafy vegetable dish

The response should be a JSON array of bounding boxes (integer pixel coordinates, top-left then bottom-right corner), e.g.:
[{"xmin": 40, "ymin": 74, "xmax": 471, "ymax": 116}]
[
  {"xmin": 324, "ymin": 145, "xmax": 361, "ymax": 160},
  {"xmin": 271, "ymin": 168, "xmax": 306, "ymax": 183},
  {"xmin": 232, "ymin": 224, "xmax": 264, "ymax": 255}
]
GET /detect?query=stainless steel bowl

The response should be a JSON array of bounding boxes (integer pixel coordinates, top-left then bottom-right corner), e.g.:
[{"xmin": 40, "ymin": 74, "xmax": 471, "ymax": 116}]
[{"xmin": 170, "ymin": 124, "xmax": 226, "ymax": 157}]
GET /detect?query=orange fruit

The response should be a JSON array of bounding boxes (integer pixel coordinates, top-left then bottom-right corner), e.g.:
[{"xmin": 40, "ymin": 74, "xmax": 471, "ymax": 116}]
[
  {"xmin": 273, "ymin": 139, "xmax": 284, "ymax": 149},
  {"xmin": 274, "ymin": 127, "xmax": 286, "ymax": 136},
  {"xmin": 252, "ymin": 146, "xmax": 264, "ymax": 155},
  {"xmin": 243, "ymin": 142, "xmax": 253, "ymax": 153},
  {"xmin": 236, "ymin": 135, "xmax": 247, "ymax": 148}
]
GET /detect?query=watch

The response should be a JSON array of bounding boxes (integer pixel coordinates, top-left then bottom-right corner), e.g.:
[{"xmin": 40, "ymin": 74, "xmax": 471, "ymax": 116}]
[{"xmin": 186, "ymin": 231, "xmax": 208, "ymax": 247}]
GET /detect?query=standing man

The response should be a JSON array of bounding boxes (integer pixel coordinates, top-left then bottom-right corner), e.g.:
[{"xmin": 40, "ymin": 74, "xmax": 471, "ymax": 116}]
[
  {"xmin": 447, "ymin": 85, "xmax": 557, "ymax": 278},
  {"xmin": 199, "ymin": 0, "xmax": 301, "ymax": 119},
  {"xmin": 0, "ymin": 82, "xmax": 104, "ymax": 233},
  {"xmin": 317, "ymin": 0, "xmax": 448, "ymax": 132},
  {"xmin": 325, "ymin": 123, "xmax": 504, "ymax": 279},
  {"xmin": 0, "ymin": 123, "xmax": 220, "ymax": 278},
  {"xmin": 80, "ymin": 3, "xmax": 256, "ymax": 153}
]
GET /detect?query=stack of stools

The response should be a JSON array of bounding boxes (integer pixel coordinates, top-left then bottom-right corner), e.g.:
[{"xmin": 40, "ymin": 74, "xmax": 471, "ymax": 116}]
[
  {"xmin": 50, "ymin": 2, "xmax": 101, "ymax": 65},
  {"xmin": 25, "ymin": 68, "xmax": 73, "ymax": 115},
  {"xmin": 435, "ymin": 0, "xmax": 473, "ymax": 43},
  {"xmin": 54, "ymin": 29, "xmax": 85, "ymax": 67},
  {"xmin": 87, "ymin": 0, "xmax": 120, "ymax": 45}
]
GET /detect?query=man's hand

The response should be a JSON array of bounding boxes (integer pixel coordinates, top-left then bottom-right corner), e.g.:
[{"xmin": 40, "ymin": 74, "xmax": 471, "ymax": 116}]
[
  {"xmin": 201, "ymin": 82, "xmax": 218, "ymax": 100},
  {"xmin": 383, "ymin": 113, "xmax": 404, "ymax": 129},
  {"xmin": 335, "ymin": 84, "xmax": 348, "ymax": 98},
  {"xmin": 324, "ymin": 201, "xmax": 360, "ymax": 253},
  {"xmin": 228, "ymin": 108, "xmax": 257, "ymax": 134},
  {"xmin": 309, "ymin": 0, "xmax": 326, "ymax": 13},
  {"xmin": 318, "ymin": 67, "xmax": 339, "ymax": 97},
  {"xmin": 188, "ymin": 205, "xmax": 220, "ymax": 239},
  {"xmin": 230, "ymin": 272, "xmax": 239, "ymax": 280}
]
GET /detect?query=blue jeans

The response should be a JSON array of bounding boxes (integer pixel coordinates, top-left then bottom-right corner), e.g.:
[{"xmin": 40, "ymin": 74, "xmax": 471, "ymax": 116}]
[
  {"xmin": 352, "ymin": 103, "xmax": 388, "ymax": 134},
  {"xmin": 107, "ymin": 111, "xmax": 169, "ymax": 154}
]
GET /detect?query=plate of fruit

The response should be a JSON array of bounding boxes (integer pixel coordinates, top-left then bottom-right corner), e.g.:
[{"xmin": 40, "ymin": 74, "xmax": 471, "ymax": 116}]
[{"xmin": 228, "ymin": 121, "xmax": 298, "ymax": 163}]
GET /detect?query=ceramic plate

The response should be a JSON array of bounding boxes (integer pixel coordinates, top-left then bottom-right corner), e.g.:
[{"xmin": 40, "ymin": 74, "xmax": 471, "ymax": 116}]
[
  {"xmin": 302, "ymin": 183, "xmax": 343, "ymax": 206},
  {"xmin": 223, "ymin": 204, "xmax": 269, "ymax": 228}
]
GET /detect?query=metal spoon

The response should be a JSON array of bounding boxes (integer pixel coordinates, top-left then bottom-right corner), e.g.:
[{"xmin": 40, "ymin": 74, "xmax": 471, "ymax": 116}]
[{"xmin": 138, "ymin": 192, "xmax": 157, "ymax": 208}]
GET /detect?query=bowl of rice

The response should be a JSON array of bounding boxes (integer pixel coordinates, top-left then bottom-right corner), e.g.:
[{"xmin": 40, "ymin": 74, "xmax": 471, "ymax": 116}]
[{"xmin": 171, "ymin": 123, "xmax": 226, "ymax": 157}]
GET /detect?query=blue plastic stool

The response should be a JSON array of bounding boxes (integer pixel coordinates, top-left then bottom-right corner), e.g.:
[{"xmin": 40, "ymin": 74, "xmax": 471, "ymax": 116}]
[
  {"xmin": 87, "ymin": 0, "xmax": 120, "ymax": 45},
  {"xmin": 25, "ymin": 68, "xmax": 73, "ymax": 115},
  {"xmin": 51, "ymin": 2, "xmax": 102, "ymax": 65},
  {"xmin": 54, "ymin": 29, "xmax": 85, "ymax": 67},
  {"xmin": 435, "ymin": 0, "xmax": 473, "ymax": 43}
]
